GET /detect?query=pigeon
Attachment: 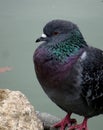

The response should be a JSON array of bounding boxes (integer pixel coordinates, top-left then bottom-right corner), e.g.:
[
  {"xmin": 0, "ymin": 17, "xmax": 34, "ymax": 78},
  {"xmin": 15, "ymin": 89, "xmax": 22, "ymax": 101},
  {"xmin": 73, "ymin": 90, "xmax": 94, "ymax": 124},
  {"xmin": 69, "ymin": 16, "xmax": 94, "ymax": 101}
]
[{"xmin": 33, "ymin": 19, "xmax": 103, "ymax": 130}]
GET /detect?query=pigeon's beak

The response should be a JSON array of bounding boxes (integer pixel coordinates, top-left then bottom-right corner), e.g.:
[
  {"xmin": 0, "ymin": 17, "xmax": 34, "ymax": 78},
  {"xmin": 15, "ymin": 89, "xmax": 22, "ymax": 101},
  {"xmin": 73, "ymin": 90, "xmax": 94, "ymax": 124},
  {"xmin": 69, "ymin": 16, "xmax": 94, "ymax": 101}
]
[{"xmin": 36, "ymin": 34, "xmax": 47, "ymax": 43}]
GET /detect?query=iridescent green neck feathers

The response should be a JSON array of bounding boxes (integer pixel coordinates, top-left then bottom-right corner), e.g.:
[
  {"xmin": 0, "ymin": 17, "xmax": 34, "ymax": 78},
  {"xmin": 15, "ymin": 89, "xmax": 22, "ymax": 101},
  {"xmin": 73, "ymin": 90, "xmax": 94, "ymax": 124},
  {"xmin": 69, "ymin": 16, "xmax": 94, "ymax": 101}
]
[{"xmin": 48, "ymin": 30, "xmax": 87, "ymax": 62}]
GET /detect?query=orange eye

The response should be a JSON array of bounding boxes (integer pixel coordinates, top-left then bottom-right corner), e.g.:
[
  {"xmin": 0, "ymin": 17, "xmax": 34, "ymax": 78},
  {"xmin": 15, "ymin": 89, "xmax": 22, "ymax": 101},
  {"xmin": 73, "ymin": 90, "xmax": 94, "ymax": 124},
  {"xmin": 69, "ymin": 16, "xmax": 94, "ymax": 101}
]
[{"xmin": 53, "ymin": 31, "xmax": 59, "ymax": 35}]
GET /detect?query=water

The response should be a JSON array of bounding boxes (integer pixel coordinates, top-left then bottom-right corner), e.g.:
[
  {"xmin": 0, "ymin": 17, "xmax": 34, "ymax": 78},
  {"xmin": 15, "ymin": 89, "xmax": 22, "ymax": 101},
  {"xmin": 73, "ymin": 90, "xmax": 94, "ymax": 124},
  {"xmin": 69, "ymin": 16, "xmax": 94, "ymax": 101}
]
[{"xmin": 0, "ymin": 0, "xmax": 103, "ymax": 129}]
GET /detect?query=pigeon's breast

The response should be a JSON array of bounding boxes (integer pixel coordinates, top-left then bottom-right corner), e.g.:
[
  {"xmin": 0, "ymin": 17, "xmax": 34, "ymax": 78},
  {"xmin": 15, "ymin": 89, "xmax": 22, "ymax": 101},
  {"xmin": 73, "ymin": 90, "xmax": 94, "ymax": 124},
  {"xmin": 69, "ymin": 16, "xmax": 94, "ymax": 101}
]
[
  {"xmin": 34, "ymin": 46, "xmax": 60, "ymax": 87},
  {"xmin": 34, "ymin": 46, "xmax": 85, "ymax": 89}
]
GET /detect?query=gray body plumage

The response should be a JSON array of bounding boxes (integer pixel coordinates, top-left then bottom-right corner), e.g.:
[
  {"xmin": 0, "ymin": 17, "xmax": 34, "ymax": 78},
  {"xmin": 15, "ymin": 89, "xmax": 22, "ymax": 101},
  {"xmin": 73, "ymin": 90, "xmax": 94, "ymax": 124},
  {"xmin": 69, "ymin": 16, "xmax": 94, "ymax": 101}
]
[{"xmin": 34, "ymin": 20, "xmax": 103, "ymax": 119}]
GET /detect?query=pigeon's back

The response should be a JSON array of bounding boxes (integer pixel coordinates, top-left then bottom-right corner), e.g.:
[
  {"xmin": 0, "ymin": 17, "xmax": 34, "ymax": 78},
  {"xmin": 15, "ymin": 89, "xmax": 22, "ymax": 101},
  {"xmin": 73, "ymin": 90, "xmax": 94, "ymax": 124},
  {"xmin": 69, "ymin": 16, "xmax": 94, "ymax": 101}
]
[{"xmin": 81, "ymin": 46, "xmax": 103, "ymax": 115}]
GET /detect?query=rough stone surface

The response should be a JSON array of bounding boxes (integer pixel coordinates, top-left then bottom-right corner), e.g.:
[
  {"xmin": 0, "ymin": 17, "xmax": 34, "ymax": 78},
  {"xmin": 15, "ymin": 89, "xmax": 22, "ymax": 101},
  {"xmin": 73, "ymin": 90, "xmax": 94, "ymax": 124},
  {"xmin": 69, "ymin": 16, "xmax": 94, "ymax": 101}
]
[
  {"xmin": 0, "ymin": 89, "xmax": 43, "ymax": 130},
  {"xmin": 36, "ymin": 111, "xmax": 61, "ymax": 130}
]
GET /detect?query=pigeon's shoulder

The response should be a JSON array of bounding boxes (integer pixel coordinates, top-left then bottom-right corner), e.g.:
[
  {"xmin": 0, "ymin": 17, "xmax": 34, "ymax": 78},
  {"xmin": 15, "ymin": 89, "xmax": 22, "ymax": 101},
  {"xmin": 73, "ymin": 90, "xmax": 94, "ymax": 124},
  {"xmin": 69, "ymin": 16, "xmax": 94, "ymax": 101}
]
[{"xmin": 81, "ymin": 46, "xmax": 103, "ymax": 112}]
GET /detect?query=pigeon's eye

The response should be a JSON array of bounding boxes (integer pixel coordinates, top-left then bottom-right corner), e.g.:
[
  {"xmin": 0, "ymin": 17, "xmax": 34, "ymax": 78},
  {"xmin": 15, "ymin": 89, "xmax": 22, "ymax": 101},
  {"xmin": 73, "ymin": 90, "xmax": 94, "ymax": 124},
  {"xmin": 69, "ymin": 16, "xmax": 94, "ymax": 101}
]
[{"xmin": 53, "ymin": 31, "xmax": 59, "ymax": 36}]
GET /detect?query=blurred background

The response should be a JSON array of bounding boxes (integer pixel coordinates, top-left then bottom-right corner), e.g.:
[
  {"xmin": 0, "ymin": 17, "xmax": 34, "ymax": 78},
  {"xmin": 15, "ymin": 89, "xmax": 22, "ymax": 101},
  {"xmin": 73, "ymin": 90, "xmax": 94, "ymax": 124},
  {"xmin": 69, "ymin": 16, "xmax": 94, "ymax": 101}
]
[{"xmin": 0, "ymin": 0, "xmax": 103, "ymax": 129}]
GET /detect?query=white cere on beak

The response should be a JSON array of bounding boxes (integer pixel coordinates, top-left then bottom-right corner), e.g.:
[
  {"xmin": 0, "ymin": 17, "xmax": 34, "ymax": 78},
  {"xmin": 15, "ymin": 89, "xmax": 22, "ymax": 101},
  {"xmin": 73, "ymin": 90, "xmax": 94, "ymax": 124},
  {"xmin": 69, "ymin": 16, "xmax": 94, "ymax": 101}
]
[{"xmin": 42, "ymin": 33, "xmax": 47, "ymax": 38}]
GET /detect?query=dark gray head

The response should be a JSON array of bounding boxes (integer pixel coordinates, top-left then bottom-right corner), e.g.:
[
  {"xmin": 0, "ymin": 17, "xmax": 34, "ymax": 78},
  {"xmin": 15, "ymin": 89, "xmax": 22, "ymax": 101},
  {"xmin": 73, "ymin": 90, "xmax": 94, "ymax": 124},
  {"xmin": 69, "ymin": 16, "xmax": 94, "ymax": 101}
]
[{"xmin": 36, "ymin": 19, "xmax": 81, "ymax": 43}]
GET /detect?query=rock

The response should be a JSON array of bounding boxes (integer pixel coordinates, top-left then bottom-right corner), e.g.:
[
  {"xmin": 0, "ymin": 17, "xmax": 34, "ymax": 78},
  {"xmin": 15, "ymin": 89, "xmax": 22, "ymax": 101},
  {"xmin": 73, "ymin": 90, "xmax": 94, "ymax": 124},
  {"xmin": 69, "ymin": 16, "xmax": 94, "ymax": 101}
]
[
  {"xmin": 36, "ymin": 111, "xmax": 61, "ymax": 130},
  {"xmin": 0, "ymin": 89, "xmax": 43, "ymax": 130}
]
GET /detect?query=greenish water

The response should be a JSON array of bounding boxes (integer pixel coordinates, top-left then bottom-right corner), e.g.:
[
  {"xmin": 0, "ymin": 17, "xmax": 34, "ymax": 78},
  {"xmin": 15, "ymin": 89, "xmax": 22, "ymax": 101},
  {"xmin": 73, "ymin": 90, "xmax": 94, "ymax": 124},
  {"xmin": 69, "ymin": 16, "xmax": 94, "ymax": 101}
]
[{"xmin": 0, "ymin": 0, "xmax": 103, "ymax": 129}]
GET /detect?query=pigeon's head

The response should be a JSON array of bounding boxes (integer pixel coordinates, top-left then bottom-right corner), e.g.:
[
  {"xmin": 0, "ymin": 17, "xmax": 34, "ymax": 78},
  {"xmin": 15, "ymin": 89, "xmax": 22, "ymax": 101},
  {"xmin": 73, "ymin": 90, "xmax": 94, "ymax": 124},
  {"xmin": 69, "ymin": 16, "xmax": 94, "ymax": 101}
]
[{"xmin": 36, "ymin": 19, "xmax": 82, "ymax": 43}]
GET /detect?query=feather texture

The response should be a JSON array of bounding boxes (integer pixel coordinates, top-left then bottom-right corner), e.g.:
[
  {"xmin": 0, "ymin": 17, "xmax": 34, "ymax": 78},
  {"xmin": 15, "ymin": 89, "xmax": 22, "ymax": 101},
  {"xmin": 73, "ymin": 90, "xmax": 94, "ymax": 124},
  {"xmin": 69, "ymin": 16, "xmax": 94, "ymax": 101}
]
[{"xmin": 33, "ymin": 19, "xmax": 103, "ymax": 130}]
